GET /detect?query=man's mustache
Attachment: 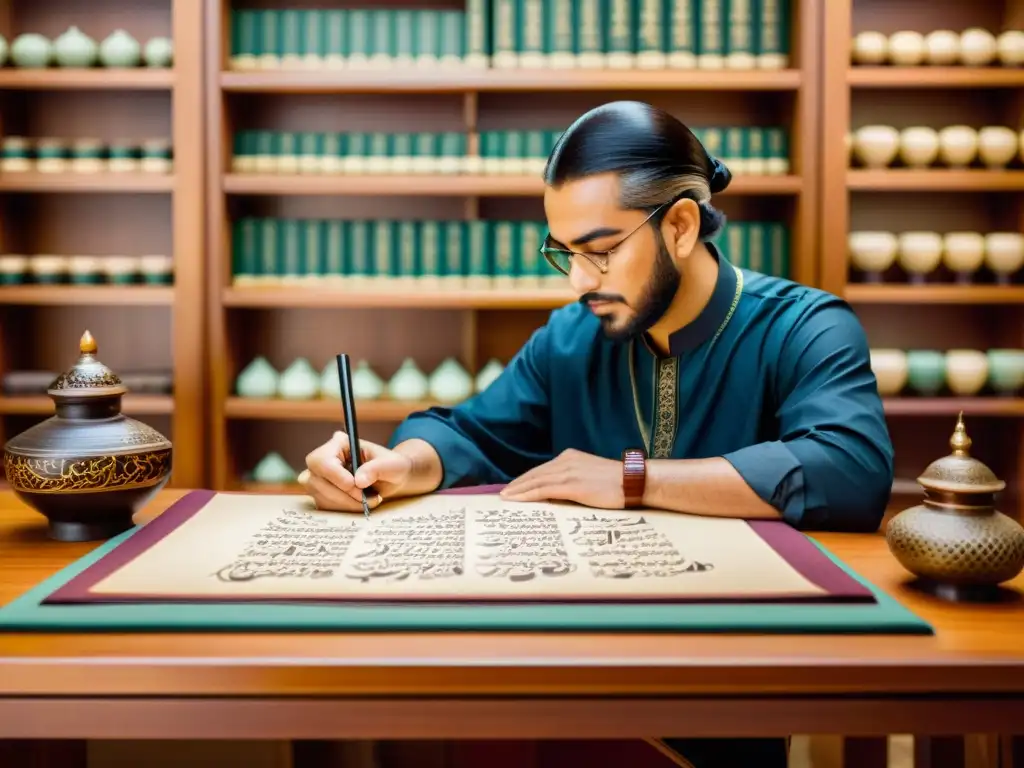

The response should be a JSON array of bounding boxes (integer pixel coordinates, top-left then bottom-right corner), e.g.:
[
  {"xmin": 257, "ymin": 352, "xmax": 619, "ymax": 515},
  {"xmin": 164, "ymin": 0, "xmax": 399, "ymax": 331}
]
[{"xmin": 579, "ymin": 292, "xmax": 627, "ymax": 305}]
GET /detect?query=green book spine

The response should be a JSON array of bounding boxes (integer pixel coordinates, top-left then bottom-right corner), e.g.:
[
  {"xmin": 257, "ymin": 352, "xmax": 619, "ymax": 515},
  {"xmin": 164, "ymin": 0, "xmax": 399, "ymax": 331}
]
[
  {"xmin": 492, "ymin": 221, "xmax": 516, "ymax": 286},
  {"xmin": 723, "ymin": 127, "xmax": 747, "ymax": 176},
  {"xmin": 768, "ymin": 222, "xmax": 789, "ymax": 277},
  {"xmin": 298, "ymin": 132, "xmax": 322, "ymax": 174},
  {"xmin": 258, "ymin": 10, "xmax": 280, "ymax": 69},
  {"xmin": 545, "ymin": 0, "xmax": 573, "ymax": 68},
  {"xmin": 503, "ymin": 130, "xmax": 525, "ymax": 175},
  {"xmin": 756, "ymin": 0, "xmax": 789, "ymax": 69},
  {"xmin": 746, "ymin": 222, "xmax": 765, "ymax": 273},
  {"xmin": 416, "ymin": 10, "xmax": 440, "ymax": 67},
  {"xmin": 300, "ymin": 10, "xmax": 323, "ymax": 68},
  {"xmin": 394, "ymin": 10, "xmax": 415, "ymax": 67},
  {"xmin": 321, "ymin": 133, "xmax": 343, "ymax": 174},
  {"xmin": 367, "ymin": 132, "xmax": 389, "ymax": 174},
  {"xmin": 229, "ymin": 10, "xmax": 260, "ymax": 70},
  {"xmin": 232, "ymin": 131, "xmax": 254, "ymax": 173},
  {"xmin": 258, "ymin": 219, "xmax": 279, "ymax": 282},
  {"xmin": 347, "ymin": 10, "xmax": 371, "ymax": 68},
  {"xmin": 323, "ymin": 221, "xmax": 345, "ymax": 279},
  {"xmin": 372, "ymin": 221, "xmax": 395, "ymax": 281},
  {"xmin": 576, "ymin": 0, "xmax": 606, "ymax": 68},
  {"xmin": 279, "ymin": 219, "xmax": 302, "ymax": 280},
  {"xmin": 233, "ymin": 218, "xmax": 260, "ymax": 283},
  {"xmin": 419, "ymin": 220, "xmax": 442, "ymax": 286},
  {"xmin": 726, "ymin": 0, "xmax": 755, "ymax": 69},
  {"xmin": 301, "ymin": 220, "xmax": 323, "ymax": 279},
  {"xmin": 442, "ymin": 221, "xmax": 466, "ymax": 288},
  {"xmin": 697, "ymin": 0, "xmax": 725, "ymax": 69},
  {"xmin": 745, "ymin": 128, "xmax": 765, "ymax": 175},
  {"xmin": 396, "ymin": 220, "xmax": 419, "ymax": 282},
  {"xmin": 492, "ymin": 0, "xmax": 518, "ymax": 68},
  {"xmin": 636, "ymin": 0, "xmax": 667, "ymax": 69},
  {"xmin": 667, "ymin": 0, "xmax": 697, "ymax": 68},
  {"xmin": 764, "ymin": 127, "xmax": 789, "ymax": 174},
  {"xmin": 480, "ymin": 131, "xmax": 501, "ymax": 175},
  {"xmin": 344, "ymin": 132, "xmax": 366, "ymax": 174},
  {"xmin": 724, "ymin": 222, "xmax": 746, "ymax": 269},
  {"xmin": 437, "ymin": 131, "xmax": 464, "ymax": 174},
  {"xmin": 390, "ymin": 132, "xmax": 413, "ymax": 174},
  {"xmin": 465, "ymin": 220, "xmax": 491, "ymax": 287},
  {"xmin": 700, "ymin": 127, "xmax": 723, "ymax": 163},
  {"xmin": 369, "ymin": 9, "xmax": 394, "ymax": 69},
  {"xmin": 605, "ymin": 0, "xmax": 635, "ymax": 69},
  {"xmin": 518, "ymin": 221, "xmax": 543, "ymax": 286},
  {"xmin": 412, "ymin": 132, "xmax": 435, "ymax": 174},
  {"xmin": 524, "ymin": 130, "xmax": 548, "ymax": 176},
  {"xmin": 519, "ymin": 0, "xmax": 546, "ymax": 68},
  {"xmin": 439, "ymin": 11, "xmax": 464, "ymax": 67},
  {"xmin": 278, "ymin": 9, "xmax": 303, "ymax": 68},
  {"xmin": 465, "ymin": 0, "xmax": 490, "ymax": 68},
  {"xmin": 347, "ymin": 221, "xmax": 371, "ymax": 282},
  {"xmin": 321, "ymin": 10, "xmax": 347, "ymax": 69},
  {"xmin": 277, "ymin": 132, "xmax": 298, "ymax": 174}
]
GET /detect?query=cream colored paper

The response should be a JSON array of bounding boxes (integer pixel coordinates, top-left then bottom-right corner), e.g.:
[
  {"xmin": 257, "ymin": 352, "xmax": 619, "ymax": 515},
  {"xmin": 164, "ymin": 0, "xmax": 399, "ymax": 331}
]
[{"xmin": 89, "ymin": 493, "xmax": 826, "ymax": 601}]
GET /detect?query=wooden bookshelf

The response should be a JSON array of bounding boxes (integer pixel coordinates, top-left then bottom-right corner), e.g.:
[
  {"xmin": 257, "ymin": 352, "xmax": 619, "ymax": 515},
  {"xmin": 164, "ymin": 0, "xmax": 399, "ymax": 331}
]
[
  {"xmin": 821, "ymin": 0, "xmax": 1024, "ymax": 521},
  {"xmin": 205, "ymin": 0, "xmax": 823, "ymax": 490},
  {"xmin": 0, "ymin": 0, "xmax": 205, "ymax": 488}
]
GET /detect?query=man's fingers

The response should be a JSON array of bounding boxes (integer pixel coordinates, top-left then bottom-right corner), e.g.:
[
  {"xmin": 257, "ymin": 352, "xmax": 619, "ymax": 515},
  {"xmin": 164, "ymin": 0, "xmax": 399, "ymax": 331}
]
[
  {"xmin": 304, "ymin": 473, "xmax": 366, "ymax": 512},
  {"xmin": 353, "ymin": 452, "xmax": 406, "ymax": 489}
]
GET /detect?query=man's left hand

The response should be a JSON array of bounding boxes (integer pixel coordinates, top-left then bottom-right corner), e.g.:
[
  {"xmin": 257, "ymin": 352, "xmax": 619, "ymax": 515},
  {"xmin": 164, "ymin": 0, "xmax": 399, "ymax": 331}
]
[{"xmin": 499, "ymin": 449, "xmax": 625, "ymax": 508}]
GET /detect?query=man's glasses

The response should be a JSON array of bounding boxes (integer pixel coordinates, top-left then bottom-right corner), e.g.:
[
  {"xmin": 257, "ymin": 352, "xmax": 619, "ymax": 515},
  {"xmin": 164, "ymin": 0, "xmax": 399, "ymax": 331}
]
[{"xmin": 539, "ymin": 201, "xmax": 670, "ymax": 275}]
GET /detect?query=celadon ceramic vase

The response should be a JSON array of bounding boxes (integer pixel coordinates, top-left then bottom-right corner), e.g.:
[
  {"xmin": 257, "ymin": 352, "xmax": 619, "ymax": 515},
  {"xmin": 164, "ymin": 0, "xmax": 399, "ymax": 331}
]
[
  {"xmin": 99, "ymin": 29, "xmax": 141, "ymax": 68},
  {"xmin": 277, "ymin": 358, "xmax": 319, "ymax": 400},
  {"xmin": 235, "ymin": 356, "xmax": 278, "ymax": 398},
  {"xmin": 428, "ymin": 358, "xmax": 473, "ymax": 404},
  {"xmin": 252, "ymin": 451, "xmax": 296, "ymax": 484},
  {"xmin": 387, "ymin": 358, "xmax": 428, "ymax": 400},
  {"xmin": 10, "ymin": 33, "xmax": 52, "ymax": 68},
  {"xmin": 53, "ymin": 26, "xmax": 98, "ymax": 67},
  {"xmin": 352, "ymin": 360, "xmax": 385, "ymax": 399},
  {"xmin": 475, "ymin": 359, "xmax": 505, "ymax": 392},
  {"xmin": 143, "ymin": 36, "xmax": 173, "ymax": 67}
]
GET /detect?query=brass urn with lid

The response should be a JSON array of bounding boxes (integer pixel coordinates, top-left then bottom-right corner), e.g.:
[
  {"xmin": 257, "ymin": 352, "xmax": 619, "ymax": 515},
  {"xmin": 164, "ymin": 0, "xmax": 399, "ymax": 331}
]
[
  {"xmin": 2, "ymin": 331, "xmax": 173, "ymax": 542},
  {"xmin": 886, "ymin": 413, "xmax": 1024, "ymax": 601}
]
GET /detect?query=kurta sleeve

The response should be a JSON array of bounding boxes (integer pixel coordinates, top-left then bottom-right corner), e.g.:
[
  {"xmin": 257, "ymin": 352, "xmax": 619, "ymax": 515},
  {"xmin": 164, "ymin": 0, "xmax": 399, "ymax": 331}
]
[
  {"xmin": 387, "ymin": 323, "xmax": 554, "ymax": 489},
  {"xmin": 721, "ymin": 297, "xmax": 895, "ymax": 532}
]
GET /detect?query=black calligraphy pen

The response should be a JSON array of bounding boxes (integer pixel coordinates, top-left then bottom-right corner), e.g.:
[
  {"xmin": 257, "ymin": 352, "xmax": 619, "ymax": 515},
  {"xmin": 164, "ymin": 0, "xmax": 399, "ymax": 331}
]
[{"xmin": 336, "ymin": 353, "xmax": 370, "ymax": 519}]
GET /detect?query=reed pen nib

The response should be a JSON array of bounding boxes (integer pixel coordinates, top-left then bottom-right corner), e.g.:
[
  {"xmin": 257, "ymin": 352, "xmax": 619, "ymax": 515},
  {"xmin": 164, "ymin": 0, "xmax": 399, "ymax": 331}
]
[{"xmin": 361, "ymin": 491, "xmax": 370, "ymax": 519}]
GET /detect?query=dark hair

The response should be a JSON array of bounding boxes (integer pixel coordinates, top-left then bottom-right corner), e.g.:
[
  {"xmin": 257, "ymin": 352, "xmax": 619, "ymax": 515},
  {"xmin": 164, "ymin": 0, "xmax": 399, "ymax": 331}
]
[{"xmin": 543, "ymin": 101, "xmax": 730, "ymax": 240}]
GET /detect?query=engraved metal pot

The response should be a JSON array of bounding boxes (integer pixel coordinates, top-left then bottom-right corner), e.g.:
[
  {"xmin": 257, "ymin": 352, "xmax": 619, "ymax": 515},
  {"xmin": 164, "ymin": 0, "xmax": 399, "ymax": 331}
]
[
  {"xmin": 2, "ymin": 331, "xmax": 172, "ymax": 542},
  {"xmin": 886, "ymin": 413, "xmax": 1024, "ymax": 601}
]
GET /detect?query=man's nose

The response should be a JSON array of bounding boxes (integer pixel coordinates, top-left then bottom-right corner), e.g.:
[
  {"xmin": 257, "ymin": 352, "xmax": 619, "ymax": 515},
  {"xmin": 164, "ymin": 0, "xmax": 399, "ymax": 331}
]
[{"xmin": 568, "ymin": 257, "xmax": 601, "ymax": 294}]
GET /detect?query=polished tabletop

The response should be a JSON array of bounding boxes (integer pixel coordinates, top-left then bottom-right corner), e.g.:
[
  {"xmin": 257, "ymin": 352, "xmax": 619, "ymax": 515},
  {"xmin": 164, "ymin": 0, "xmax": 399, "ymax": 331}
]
[{"xmin": 0, "ymin": 489, "xmax": 1022, "ymax": 704}]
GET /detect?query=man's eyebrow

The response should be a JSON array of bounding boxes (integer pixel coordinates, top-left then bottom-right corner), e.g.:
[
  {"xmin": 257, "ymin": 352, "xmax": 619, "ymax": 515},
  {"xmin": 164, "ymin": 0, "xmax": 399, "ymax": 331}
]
[{"xmin": 569, "ymin": 227, "xmax": 623, "ymax": 247}]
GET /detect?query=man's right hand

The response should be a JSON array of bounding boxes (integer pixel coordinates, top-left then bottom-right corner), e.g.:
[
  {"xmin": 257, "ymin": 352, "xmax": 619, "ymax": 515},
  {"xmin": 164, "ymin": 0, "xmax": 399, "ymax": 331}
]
[{"xmin": 300, "ymin": 430, "xmax": 414, "ymax": 512}]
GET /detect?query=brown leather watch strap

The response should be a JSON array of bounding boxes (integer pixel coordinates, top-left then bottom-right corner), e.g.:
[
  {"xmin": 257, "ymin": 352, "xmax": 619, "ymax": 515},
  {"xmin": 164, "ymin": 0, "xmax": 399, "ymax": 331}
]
[{"xmin": 622, "ymin": 448, "xmax": 647, "ymax": 508}]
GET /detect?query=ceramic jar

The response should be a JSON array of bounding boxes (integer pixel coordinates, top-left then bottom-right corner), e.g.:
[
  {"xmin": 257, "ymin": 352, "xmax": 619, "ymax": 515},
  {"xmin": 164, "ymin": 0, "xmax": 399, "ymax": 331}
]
[
  {"xmin": 103, "ymin": 256, "xmax": 138, "ymax": 284},
  {"xmin": 236, "ymin": 356, "xmax": 279, "ymax": 398},
  {"xmin": 897, "ymin": 231, "xmax": 943, "ymax": 282},
  {"xmin": 70, "ymin": 138, "xmax": 105, "ymax": 174},
  {"xmin": 278, "ymin": 358, "xmax": 319, "ymax": 400},
  {"xmin": 35, "ymin": 138, "xmax": 67, "ymax": 173},
  {"xmin": 388, "ymin": 358, "xmax": 428, "ymax": 400},
  {"xmin": 428, "ymin": 358, "xmax": 473, "ymax": 404},
  {"xmin": 959, "ymin": 28, "xmax": 997, "ymax": 66},
  {"xmin": 1, "ymin": 137, "xmax": 32, "ymax": 172},
  {"xmin": 906, "ymin": 350, "xmax": 946, "ymax": 396},
  {"xmin": 140, "ymin": 139, "xmax": 173, "ymax": 173},
  {"xmin": 475, "ymin": 359, "xmax": 505, "ymax": 393},
  {"xmin": 924, "ymin": 30, "xmax": 960, "ymax": 64},
  {"xmin": 851, "ymin": 31, "xmax": 887, "ymax": 64},
  {"xmin": 138, "ymin": 254, "xmax": 173, "ymax": 284},
  {"xmin": 252, "ymin": 451, "xmax": 296, "ymax": 484},
  {"xmin": 853, "ymin": 125, "xmax": 899, "ymax": 168},
  {"xmin": 848, "ymin": 231, "xmax": 898, "ymax": 279},
  {"xmin": 997, "ymin": 30, "xmax": 1024, "ymax": 66},
  {"xmin": 10, "ymin": 34, "xmax": 51, "ymax": 68},
  {"xmin": 351, "ymin": 360, "xmax": 385, "ymax": 399},
  {"xmin": 899, "ymin": 127, "xmax": 939, "ymax": 168},
  {"xmin": 944, "ymin": 349, "xmax": 988, "ymax": 396},
  {"xmin": 67, "ymin": 256, "xmax": 104, "ymax": 284},
  {"xmin": 0, "ymin": 255, "xmax": 27, "ymax": 284},
  {"xmin": 887, "ymin": 31, "xmax": 926, "ymax": 65},
  {"xmin": 30, "ymin": 255, "xmax": 67, "ymax": 283},
  {"xmin": 870, "ymin": 349, "xmax": 908, "ymax": 396},
  {"xmin": 937, "ymin": 126, "xmax": 978, "ymax": 168},
  {"xmin": 977, "ymin": 127, "xmax": 1017, "ymax": 168},
  {"xmin": 53, "ymin": 26, "xmax": 98, "ymax": 67},
  {"xmin": 987, "ymin": 349, "xmax": 1024, "ymax": 396},
  {"xmin": 99, "ymin": 30, "xmax": 141, "ymax": 68},
  {"xmin": 941, "ymin": 232, "xmax": 985, "ymax": 281},
  {"xmin": 143, "ymin": 36, "xmax": 173, "ymax": 67},
  {"xmin": 984, "ymin": 233, "xmax": 1024, "ymax": 283}
]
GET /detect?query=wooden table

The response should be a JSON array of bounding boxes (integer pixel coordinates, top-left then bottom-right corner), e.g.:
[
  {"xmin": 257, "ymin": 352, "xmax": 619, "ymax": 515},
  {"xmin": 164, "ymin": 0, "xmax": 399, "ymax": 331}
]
[{"xmin": 0, "ymin": 490, "xmax": 1022, "ymax": 761}]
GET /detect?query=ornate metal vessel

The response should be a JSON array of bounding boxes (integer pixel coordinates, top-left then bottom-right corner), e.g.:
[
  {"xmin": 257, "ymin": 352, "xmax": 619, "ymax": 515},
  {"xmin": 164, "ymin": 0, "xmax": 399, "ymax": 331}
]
[
  {"xmin": 2, "ymin": 331, "xmax": 172, "ymax": 542},
  {"xmin": 886, "ymin": 413, "xmax": 1024, "ymax": 601}
]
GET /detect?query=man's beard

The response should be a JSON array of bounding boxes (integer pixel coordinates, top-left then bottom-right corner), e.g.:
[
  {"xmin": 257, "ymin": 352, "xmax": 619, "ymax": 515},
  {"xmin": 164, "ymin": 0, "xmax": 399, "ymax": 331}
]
[{"xmin": 581, "ymin": 237, "xmax": 681, "ymax": 342}]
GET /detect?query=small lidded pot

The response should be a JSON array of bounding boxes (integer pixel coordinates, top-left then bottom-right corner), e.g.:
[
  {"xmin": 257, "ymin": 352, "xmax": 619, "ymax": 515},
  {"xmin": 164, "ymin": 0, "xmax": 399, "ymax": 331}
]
[
  {"xmin": 140, "ymin": 138, "xmax": 172, "ymax": 174},
  {"xmin": 69, "ymin": 138, "xmax": 106, "ymax": 174},
  {"xmin": 34, "ymin": 138, "xmax": 68, "ymax": 173},
  {"xmin": 0, "ymin": 136, "xmax": 33, "ymax": 172},
  {"xmin": 106, "ymin": 141, "xmax": 139, "ymax": 172},
  {"xmin": 2, "ymin": 331, "xmax": 173, "ymax": 541},
  {"xmin": 886, "ymin": 414, "xmax": 1024, "ymax": 602}
]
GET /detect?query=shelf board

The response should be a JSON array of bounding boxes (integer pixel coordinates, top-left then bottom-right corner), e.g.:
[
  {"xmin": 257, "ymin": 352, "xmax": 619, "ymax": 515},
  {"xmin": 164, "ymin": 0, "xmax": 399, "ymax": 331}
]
[
  {"xmin": 226, "ymin": 397, "xmax": 433, "ymax": 421},
  {"xmin": 845, "ymin": 284, "xmax": 1024, "ymax": 304},
  {"xmin": 223, "ymin": 173, "xmax": 803, "ymax": 196},
  {"xmin": 0, "ymin": 173, "xmax": 174, "ymax": 193},
  {"xmin": 0, "ymin": 68, "xmax": 175, "ymax": 90},
  {"xmin": 848, "ymin": 67, "xmax": 1024, "ymax": 88},
  {"xmin": 847, "ymin": 170, "xmax": 1024, "ymax": 191},
  {"xmin": 223, "ymin": 284, "xmax": 576, "ymax": 309},
  {"xmin": 0, "ymin": 285, "xmax": 174, "ymax": 305},
  {"xmin": 883, "ymin": 398, "xmax": 1024, "ymax": 416},
  {"xmin": 220, "ymin": 68, "xmax": 802, "ymax": 93},
  {"xmin": 0, "ymin": 394, "xmax": 174, "ymax": 415}
]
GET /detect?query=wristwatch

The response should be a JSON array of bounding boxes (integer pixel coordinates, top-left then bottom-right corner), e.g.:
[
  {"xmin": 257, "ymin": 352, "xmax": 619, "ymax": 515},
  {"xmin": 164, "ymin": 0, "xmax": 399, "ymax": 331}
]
[{"xmin": 622, "ymin": 448, "xmax": 647, "ymax": 508}]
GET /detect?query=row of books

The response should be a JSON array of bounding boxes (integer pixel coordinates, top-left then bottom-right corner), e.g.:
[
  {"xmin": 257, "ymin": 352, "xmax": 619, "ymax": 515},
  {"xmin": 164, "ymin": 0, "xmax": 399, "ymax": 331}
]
[
  {"xmin": 228, "ymin": 1, "xmax": 790, "ymax": 71},
  {"xmin": 231, "ymin": 217, "xmax": 790, "ymax": 283},
  {"xmin": 231, "ymin": 126, "xmax": 791, "ymax": 177}
]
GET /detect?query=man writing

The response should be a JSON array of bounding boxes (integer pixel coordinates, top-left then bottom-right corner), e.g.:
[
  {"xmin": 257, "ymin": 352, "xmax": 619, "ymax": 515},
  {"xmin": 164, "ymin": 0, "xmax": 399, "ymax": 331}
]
[{"xmin": 299, "ymin": 101, "xmax": 894, "ymax": 766}]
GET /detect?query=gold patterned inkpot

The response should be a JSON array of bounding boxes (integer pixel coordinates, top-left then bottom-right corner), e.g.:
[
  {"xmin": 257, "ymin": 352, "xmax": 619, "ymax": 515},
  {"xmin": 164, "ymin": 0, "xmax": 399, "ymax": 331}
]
[
  {"xmin": 2, "ymin": 330, "xmax": 172, "ymax": 542},
  {"xmin": 886, "ymin": 413, "xmax": 1024, "ymax": 602}
]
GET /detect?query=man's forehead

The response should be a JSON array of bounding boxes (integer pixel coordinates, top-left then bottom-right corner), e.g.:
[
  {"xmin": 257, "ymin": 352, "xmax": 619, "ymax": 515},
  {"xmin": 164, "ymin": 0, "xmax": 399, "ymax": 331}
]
[{"xmin": 544, "ymin": 173, "xmax": 628, "ymax": 243}]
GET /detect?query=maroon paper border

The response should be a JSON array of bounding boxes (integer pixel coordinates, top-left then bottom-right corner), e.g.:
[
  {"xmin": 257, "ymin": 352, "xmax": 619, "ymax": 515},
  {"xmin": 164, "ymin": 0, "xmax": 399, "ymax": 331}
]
[{"xmin": 45, "ymin": 485, "xmax": 872, "ymax": 604}]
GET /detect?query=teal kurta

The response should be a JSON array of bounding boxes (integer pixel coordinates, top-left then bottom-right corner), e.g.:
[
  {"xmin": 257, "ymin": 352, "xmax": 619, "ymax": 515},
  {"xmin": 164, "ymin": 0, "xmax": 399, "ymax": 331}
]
[{"xmin": 389, "ymin": 249, "xmax": 895, "ymax": 532}]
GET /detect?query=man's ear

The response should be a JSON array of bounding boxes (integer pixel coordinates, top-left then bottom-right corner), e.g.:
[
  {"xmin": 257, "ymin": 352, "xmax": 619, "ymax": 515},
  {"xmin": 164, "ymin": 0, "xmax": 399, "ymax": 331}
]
[{"xmin": 660, "ymin": 198, "xmax": 701, "ymax": 263}]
